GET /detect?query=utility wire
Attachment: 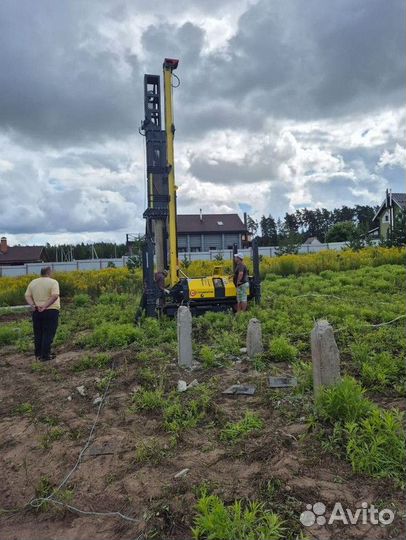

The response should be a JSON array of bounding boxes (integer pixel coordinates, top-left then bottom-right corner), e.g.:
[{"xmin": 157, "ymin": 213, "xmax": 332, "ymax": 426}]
[{"xmin": 28, "ymin": 364, "xmax": 139, "ymax": 524}]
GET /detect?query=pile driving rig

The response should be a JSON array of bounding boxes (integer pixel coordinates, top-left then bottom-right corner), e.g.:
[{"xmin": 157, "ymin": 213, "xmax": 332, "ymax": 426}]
[{"xmin": 139, "ymin": 58, "xmax": 260, "ymax": 317}]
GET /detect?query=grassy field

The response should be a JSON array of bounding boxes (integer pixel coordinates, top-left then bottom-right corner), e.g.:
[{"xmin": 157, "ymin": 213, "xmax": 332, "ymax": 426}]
[{"xmin": 0, "ymin": 251, "xmax": 405, "ymax": 539}]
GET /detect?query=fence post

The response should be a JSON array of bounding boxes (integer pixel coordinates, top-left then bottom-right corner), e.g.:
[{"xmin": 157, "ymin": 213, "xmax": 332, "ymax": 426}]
[
  {"xmin": 311, "ymin": 319, "xmax": 341, "ymax": 396},
  {"xmin": 177, "ymin": 306, "xmax": 193, "ymax": 368},
  {"xmin": 246, "ymin": 318, "xmax": 263, "ymax": 358}
]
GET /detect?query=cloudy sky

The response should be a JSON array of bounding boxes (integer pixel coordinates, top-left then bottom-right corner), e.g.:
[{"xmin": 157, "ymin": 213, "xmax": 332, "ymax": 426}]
[{"xmin": 0, "ymin": 0, "xmax": 404, "ymax": 246}]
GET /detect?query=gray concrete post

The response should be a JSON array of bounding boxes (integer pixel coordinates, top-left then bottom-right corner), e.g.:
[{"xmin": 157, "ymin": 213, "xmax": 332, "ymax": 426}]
[
  {"xmin": 246, "ymin": 318, "xmax": 263, "ymax": 358},
  {"xmin": 311, "ymin": 319, "xmax": 341, "ymax": 396},
  {"xmin": 177, "ymin": 306, "xmax": 193, "ymax": 368}
]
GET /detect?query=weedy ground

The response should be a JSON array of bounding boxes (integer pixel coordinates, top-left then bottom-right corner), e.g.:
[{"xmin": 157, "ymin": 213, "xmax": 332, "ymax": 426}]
[{"xmin": 0, "ymin": 261, "xmax": 404, "ymax": 540}]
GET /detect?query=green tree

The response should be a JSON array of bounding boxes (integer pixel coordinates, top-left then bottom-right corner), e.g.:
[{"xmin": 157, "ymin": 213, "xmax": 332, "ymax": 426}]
[
  {"xmin": 381, "ymin": 209, "xmax": 406, "ymax": 247},
  {"xmin": 326, "ymin": 221, "xmax": 357, "ymax": 242},
  {"xmin": 246, "ymin": 215, "xmax": 259, "ymax": 236},
  {"xmin": 260, "ymin": 214, "xmax": 277, "ymax": 245}
]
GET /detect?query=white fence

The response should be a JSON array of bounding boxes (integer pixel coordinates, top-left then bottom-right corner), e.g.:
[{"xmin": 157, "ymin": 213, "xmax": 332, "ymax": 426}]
[
  {"xmin": 0, "ymin": 258, "xmax": 128, "ymax": 277},
  {"xmin": 0, "ymin": 241, "xmax": 378, "ymax": 277}
]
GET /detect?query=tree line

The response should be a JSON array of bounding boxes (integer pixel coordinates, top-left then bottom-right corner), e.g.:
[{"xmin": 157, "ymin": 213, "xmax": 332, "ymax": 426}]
[
  {"xmin": 247, "ymin": 204, "xmax": 379, "ymax": 245},
  {"xmin": 43, "ymin": 242, "xmax": 129, "ymax": 261}
]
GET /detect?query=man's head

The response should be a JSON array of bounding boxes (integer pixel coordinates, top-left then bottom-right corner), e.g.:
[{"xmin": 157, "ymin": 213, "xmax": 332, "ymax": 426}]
[
  {"xmin": 40, "ymin": 266, "xmax": 52, "ymax": 277},
  {"xmin": 234, "ymin": 253, "xmax": 244, "ymax": 262}
]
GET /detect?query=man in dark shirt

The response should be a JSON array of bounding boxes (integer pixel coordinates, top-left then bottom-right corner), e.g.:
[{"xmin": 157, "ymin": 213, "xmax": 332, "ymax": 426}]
[
  {"xmin": 154, "ymin": 269, "xmax": 169, "ymax": 307},
  {"xmin": 233, "ymin": 253, "xmax": 249, "ymax": 313}
]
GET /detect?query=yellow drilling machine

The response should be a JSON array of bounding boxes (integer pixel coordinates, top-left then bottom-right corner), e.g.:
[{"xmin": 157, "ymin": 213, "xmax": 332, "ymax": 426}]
[{"xmin": 139, "ymin": 58, "xmax": 260, "ymax": 317}]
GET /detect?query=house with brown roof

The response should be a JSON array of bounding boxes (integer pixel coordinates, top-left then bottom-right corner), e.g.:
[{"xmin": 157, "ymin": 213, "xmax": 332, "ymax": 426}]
[
  {"xmin": 0, "ymin": 237, "xmax": 45, "ymax": 265},
  {"xmin": 369, "ymin": 191, "xmax": 406, "ymax": 239},
  {"xmin": 177, "ymin": 212, "xmax": 249, "ymax": 252}
]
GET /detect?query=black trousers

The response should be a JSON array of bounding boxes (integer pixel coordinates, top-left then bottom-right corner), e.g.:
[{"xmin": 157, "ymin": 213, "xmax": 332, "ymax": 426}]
[{"xmin": 32, "ymin": 309, "xmax": 59, "ymax": 360}]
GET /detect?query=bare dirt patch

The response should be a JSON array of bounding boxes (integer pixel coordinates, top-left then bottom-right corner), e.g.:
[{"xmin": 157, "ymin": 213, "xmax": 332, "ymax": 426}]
[{"xmin": 0, "ymin": 347, "xmax": 404, "ymax": 540}]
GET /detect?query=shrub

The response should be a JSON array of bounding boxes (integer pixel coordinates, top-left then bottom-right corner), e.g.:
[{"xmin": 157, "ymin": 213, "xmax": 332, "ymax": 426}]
[
  {"xmin": 14, "ymin": 402, "xmax": 34, "ymax": 416},
  {"xmin": 134, "ymin": 438, "xmax": 167, "ymax": 465},
  {"xmin": 192, "ymin": 491, "xmax": 284, "ymax": 540},
  {"xmin": 163, "ymin": 384, "xmax": 216, "ymax": 435},
  {"xmin": 0, "ymin": 326, "xmax": 18, "ymax": 345},
  {"xmin": 292, "ymin": 360, "xmax": 313, "ymax": 393},
  {"xmin": 96, "ymin": 370, "xmax": 117, "ymax": 392},
  {"xmin": 85, "ymin": 323, "xmax": 143, "ymax": 349},
  {"xmin": 346, "ymin": 408, "xmax": 406, "ymax": 483},
  {"xmin": 72, "ymin": 353, "xmax": 111, "ymax": 372},
  {"xmin": 220, "ymin": 411, "xmax": 264, "ymax": 443},
  {"xmin": 73, "ymin": 293, "xmax": 91, "ymax": 307},
  {"xmin": 200, "ymin": 345, "xmax": 217, "ymax": 368},
  {"xmin": 131, "ymin": 389, "xmax": 165, "ymax": 412},
  {"xmin": 315, "ymin": 376, "xmax": 374, "ymax": 424},
  {"xmin": 268, "ymin": 337, "xmax": 298, "ymax": 363},
  {"xmin": 360, "ymin": 352, "xmax": 404, "ymax": 389}
]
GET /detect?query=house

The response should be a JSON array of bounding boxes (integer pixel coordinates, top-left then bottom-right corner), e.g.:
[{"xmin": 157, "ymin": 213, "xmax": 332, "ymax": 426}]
[
  {"xmin": 369, "ymin": 191, "xmax": 406, "ymax": 239},
  {"xmin": 177, "ymin": 212, "xmax": 249, "ymax": 252},
  {"xmin": 0, "ymin": 237, "xmax": 45, "ymax": 265},
  {"xmin": 302, "ymin": 237, "xmax": 322, "ymax": 246}
]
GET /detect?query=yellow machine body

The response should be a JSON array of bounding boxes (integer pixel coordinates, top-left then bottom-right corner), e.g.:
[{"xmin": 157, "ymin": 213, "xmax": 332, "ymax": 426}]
[{"xmin": 186, "ymin": 274, "xmax": 236, "ymax": 301}]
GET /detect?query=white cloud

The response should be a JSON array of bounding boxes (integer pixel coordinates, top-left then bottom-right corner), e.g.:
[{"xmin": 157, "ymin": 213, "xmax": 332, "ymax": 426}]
[{"xmin": 376, "ymin": 143, "xmax": 406, "ymax": 170}]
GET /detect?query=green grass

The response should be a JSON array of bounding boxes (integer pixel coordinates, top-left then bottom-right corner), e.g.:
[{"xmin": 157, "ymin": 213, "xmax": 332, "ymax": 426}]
[
  {"xmin": 0, "ymin": 326, "xmax": 18, "ymax": 345},
  {"xmin": 192, "ymin": 491, "xmax": 284, "ymax": 540},
  {"xmin": 131, "ymin": 389, "xmax": 165, "ymax": 412},
  {"xmin": 40, "ymin": 427, "xmax": 65, "ymax": 449},
  {"xmin": 134, "ymin": 438, "xmax": 168, "ymax": 465},
  {"xmin": 346, "ymin": 408, "xmax": 406, "ymax": 484},
  {"xmin": 14, "ymin": 402, "xmax": 34, "ymax": 416},
  {"xmin": 268, "ymin": 337, "xmax": 298, "ymax": 363},
  {"xmin": 84, "ymin": 323, "xmax": 144, "ymax": 349},
  {"xmin": 72, "ymin": 352, "xmax": 111, "ymax": 371},
  {"xmin": 315, "ymin": 376, "xmax": 374, "ymax": 424},
  {"xmin": 220, "ymin": 411, "xmax": 264, "ymax": 443},
  {"xmin": 315, "ymin": 377, "xmax": 406, "ymax": 484}
]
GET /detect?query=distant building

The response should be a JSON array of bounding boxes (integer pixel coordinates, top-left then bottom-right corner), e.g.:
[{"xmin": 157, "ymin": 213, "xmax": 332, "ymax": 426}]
[
  {"xmin": 177, "ymin": 212, "xmax": 250, "ymax": 252},
  {"xmin": 0, "ymin": 237, "xmax": 45, "ymax": 265},
  {"xmin": 369, "ymin": 191, "xmax": 406, "ymax": 239},
  {"xmin": 302, "ymin": 236, "xmax": 322, "ymax": 246}
]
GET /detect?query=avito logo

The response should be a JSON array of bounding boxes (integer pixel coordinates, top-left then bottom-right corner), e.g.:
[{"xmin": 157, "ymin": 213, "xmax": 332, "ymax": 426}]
[{"xmin": 300, "ymin": 501, "xmax": 395, "ymax": 527}]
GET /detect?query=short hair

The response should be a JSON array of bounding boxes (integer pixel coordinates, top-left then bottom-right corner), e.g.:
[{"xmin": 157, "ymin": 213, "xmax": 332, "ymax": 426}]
[{"xmin": 40, "ymin": 266, "xmax": 52, "ymax": 276}]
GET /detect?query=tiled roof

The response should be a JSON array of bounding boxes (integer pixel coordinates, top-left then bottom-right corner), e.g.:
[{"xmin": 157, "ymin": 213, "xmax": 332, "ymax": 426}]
[
  {"xmin": 177, "ymin": 214, "xmax": 246, "ymax": 234},
  {"xmin": 0, "ymin": 246, "xmax": 44, "ymax": 264},
  {"xmin": 392, "ymin": 193, "xmax": 406, "ymax": 208}
]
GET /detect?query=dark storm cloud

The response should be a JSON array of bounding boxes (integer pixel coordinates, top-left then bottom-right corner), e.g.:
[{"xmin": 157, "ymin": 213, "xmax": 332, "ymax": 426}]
[
  {"xmin": 0, "ymin": 0, "xmax": 141, "ymax": 145},
  {"xmin": 188, "ymin": 154, "xmax": 276, "ymax": 184},
  {"xmin": 169, "ymin": 0, "xmax": 405, "ymax": 133},
  {"xmin": 0, "ymin": 0, "xmax": 403, "ymax": 145},
  {"xmin": 0, "ymin": 0, "xmax": 404, "ymax": 239}
]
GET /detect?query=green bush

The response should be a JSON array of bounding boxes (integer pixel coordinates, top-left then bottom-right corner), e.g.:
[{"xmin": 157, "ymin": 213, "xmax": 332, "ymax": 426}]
[
  {"xmin": 360, "ymin": 352, "xmax": 404, "ymax": 389},
  {"xmin": 315, "ymin": 376, "xmax": 374, "ymax": 424},
  {"xmin": 268, "ymin": 337, "xmax": 298, "ymax": 363},
  {"xmin": 14, "ymin": 402, "xmax": 34, "ymax": 416},
  {"xmin": 131, "ymin": 389, "xmax": 165, "ymax": 412},
  {"xmin": 192, "ymin": 491, "xmax": 284, "ymax": 540},
  {"xmin": 85, "ymin": 323, "xmax": 143, "ymax": 349},
  {"xmin": 72, "ymin": 353, "xmax": 111, "ymax": 371},
  {"xmin": 73, "ymin": 293, "xmax": 91, "ymax": 306},
  {"xmin": 163, "ymin": 384, "xmax": 215, "ymax": 435},
  {"xmin": 220, "ymin": 411, "xmax": 264, "ymax": 443},
  {"xmin": 292, "ymin": 360, "xmax": 313, "ymax": 393},
  {"xmin": 0, "ymin": 326, "xmax": 18, "ymax": 345},
  {"xmin": 346, "ymin": 408, "xmax": 406, "ymax": 483},
  {"xmin": 200, "ymin": 345, "xmax": 217, "ymax": 368}
]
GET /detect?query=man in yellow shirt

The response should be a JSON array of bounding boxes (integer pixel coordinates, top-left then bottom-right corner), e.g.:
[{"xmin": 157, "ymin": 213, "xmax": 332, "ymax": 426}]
[{"xmin": 24, "ymin": 267, "xmax": 60, "ymax": 362}]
